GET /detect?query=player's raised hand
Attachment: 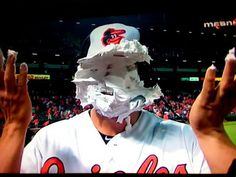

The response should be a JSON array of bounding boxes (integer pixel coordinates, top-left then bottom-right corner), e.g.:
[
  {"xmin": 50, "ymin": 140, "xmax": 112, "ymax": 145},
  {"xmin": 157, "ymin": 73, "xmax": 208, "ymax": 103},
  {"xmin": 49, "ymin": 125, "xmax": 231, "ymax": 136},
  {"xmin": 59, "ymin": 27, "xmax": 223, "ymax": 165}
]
[
  {"xmin": 189, "ymin": 47, "xmax": 236, "ymax": 173},
  {"xmin": 0, "ymin": 49, "xmax": 32, "ymax": 129},
  {"xmin": 0, "ymin": 49, "xmax": 32, "ymax": 173},
  {"xmin": 189, "ymin": 48, "xmax": 236, "ymax": 134}
]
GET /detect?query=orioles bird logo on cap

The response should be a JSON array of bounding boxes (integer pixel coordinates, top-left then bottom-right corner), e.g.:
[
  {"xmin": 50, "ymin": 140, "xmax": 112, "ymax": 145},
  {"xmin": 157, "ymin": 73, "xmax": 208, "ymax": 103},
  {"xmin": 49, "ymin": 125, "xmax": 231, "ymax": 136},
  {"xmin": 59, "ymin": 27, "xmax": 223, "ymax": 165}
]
[{"xmin": 101, "ymin": 28, "xmax": 126, "ymax": 46}]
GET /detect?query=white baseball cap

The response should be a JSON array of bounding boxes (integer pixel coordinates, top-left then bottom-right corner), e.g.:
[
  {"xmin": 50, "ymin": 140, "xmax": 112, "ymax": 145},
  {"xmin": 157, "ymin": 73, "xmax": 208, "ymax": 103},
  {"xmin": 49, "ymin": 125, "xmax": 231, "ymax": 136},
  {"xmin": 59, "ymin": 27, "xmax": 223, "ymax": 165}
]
[
  {"xmin": 85, "ymin": 23, "xmax": 140, "ymax": 58},
  {"xmin": 74, "ymin": 23, "xmax": 153, "ymax": 81}
]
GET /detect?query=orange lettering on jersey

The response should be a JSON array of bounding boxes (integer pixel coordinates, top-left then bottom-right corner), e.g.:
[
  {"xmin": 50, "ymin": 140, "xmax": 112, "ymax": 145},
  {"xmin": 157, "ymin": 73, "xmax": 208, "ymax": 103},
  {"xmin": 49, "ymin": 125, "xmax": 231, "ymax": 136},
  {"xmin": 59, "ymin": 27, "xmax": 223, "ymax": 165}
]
[
  {"xmin": 137, "ymin": 154, "xmax": 188, "ymax": 174},
  {"xmin": 137, "ymin": 154, "xmax": 158, "ymax": 173},
  {"xmin": 41, "ymin": 157, "xmax": 65, "ymax": 174},
  {"xmin": 41, "ymin": 155, "xmax": 188, "ymax": 173},
  {"xmin": 174, "ymin": 164, "xmax": 187, "ymax": 174},
  {"xmin": 156, "ymin": 167, "xmax": 169, "ymax": 174},
  {"xmin": 91, "ymin": 164, "xmax": 101, "ymax": 173}
]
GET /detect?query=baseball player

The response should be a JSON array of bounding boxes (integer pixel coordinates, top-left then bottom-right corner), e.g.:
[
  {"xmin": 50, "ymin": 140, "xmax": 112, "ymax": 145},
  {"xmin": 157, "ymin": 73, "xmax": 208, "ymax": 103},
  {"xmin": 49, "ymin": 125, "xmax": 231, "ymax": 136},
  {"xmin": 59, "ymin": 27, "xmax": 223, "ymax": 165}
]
[
  {"xmin": 0, "ymin": 24, "xmax": 235, "ymax": 174},
  {"xmin": 19, "ymin": 23, "xmax": 210, "ymax": 174}
]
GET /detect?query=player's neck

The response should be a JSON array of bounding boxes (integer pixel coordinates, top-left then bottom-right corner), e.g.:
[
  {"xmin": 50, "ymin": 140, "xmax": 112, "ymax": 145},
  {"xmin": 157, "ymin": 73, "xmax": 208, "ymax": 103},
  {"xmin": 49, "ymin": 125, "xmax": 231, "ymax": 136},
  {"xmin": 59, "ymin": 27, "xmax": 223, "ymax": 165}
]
[{"xmin": 90, "ymin": 108, "xmax": 140, "ymax": 136}]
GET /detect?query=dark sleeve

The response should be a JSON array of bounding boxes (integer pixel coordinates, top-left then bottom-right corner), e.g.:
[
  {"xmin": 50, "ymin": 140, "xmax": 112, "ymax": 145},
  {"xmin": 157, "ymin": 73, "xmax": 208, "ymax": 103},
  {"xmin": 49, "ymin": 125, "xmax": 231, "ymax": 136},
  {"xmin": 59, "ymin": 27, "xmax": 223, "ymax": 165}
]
[{"xmin": 227, "ymin": 159, "xmax": 236, "ymax": 175}]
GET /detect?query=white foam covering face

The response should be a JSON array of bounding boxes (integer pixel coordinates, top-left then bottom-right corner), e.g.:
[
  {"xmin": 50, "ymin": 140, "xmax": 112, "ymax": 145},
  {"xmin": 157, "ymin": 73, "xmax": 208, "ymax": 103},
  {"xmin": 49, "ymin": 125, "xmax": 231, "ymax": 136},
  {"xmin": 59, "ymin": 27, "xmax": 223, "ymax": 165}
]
[
  {"xmin": 73, "ymin": 29, "xmax": 164, "ymax": 123},
  {"xmin": 73, "ymin": 77, "xmax": 163, "ymax": 123}
]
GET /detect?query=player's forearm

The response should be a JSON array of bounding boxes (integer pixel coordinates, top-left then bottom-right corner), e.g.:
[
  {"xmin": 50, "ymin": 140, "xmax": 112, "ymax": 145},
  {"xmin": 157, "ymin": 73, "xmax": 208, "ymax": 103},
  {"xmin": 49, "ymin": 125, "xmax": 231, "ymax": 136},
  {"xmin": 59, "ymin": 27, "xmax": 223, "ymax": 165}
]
[
  {"xmin": 195, "ymin": 130, "xmax": 236, "ymax": 173},
  {"xmin": 0, "ymin": 123, "xmax": 28, "ymax": 173}
]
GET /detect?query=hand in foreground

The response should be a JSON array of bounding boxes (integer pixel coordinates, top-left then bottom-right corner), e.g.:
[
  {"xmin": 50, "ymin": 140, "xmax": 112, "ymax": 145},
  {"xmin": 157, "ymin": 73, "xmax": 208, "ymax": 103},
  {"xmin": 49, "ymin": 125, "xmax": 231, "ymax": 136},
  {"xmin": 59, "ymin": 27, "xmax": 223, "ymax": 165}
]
[
  {"xmin": 0, "ymin": 49, "xmax": 32, "ymax": 129},
  {"xmin": 189, "ymin": 47, "xmax": 236, "ymax": 173},
  {"xmin": 190, "ymin": 48, "xmax": 236, "ymax": 133},
  {"xmin": 0, "ymin": 49, "xmax": 32, "ymax": 173}
]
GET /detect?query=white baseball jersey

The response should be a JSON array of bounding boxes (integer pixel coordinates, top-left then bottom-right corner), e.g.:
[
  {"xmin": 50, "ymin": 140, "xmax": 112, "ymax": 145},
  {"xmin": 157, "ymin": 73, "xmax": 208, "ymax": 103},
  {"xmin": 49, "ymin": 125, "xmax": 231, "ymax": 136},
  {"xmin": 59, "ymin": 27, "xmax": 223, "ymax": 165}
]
[{"xmin": 21, "ymin": 110, "xmax": 210, "ymax": 174}]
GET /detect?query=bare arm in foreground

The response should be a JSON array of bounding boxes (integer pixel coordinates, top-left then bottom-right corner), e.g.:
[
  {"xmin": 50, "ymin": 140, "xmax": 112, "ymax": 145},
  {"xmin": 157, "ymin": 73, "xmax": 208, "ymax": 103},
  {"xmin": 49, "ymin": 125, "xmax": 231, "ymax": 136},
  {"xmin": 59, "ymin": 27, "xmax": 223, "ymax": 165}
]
[
  {"xmin": 189, "ymin": 48, "xmax": 236, "ymax": 173},
  {"xmin": 0, "ymin": 50, "xmax": 32, "ymax": 173}
]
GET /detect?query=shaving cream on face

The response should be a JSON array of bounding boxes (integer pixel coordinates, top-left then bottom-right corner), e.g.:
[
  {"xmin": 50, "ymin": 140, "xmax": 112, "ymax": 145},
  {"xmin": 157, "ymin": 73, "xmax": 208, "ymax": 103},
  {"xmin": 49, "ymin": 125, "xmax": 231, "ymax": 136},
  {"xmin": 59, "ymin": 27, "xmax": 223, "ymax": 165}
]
[
  {"xmin": 73, "ymin": 70, "xmax": 163, "ymax": 123},
  {"xmin": 73, "ymin": 39, "xmax": 163, "ymax": 123}
]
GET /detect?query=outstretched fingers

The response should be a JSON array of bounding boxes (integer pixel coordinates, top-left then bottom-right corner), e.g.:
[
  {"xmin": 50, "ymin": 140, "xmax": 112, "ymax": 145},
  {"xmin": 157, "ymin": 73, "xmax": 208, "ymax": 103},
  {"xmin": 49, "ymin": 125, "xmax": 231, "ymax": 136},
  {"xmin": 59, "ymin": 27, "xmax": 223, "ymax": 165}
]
[
  {"xmin": 200, "ymin": 64, "xmax": 217, "ymax": 104},
  {"xmin": 0, "ymin": 49, "xmax": 5, "ymax": 90},
  {"xmin": 221, "ymin": 48, "xmax": 236, "ymax": 91},
  {"xmin": 0, "ymin": 49, "xmax": 5, "ymax": 72},
  {"xmin": 4, "ymin": 50, "xmax": 17, "ymax": 95},
  {"xmin": 17, "ymin": 63, "xmax": 28, "ymax": 93}
]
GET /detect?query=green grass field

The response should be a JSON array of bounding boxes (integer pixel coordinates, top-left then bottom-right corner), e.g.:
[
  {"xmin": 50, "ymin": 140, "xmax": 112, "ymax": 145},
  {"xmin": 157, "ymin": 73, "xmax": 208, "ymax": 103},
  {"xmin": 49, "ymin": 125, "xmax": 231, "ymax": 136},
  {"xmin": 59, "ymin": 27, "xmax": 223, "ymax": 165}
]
[{"xmin": 224, "ymin": 121, "xmax": 236, "ymax": 145}]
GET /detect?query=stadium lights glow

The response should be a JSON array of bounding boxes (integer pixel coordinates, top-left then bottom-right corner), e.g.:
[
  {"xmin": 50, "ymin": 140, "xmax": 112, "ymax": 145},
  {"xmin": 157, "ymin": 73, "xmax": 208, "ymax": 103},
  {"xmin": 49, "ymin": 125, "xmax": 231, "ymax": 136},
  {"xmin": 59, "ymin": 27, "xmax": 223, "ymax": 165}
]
[
  {"xmin": 189, "ymin": 77, "xmax": 199, "ymax": 81},
  {"xmin": 180, "ymin": 77, "xmax": 199, "ymax": 82},
  {"xmin": 15, "ymin": 74, "xmax": 50, "ymax": 80}
]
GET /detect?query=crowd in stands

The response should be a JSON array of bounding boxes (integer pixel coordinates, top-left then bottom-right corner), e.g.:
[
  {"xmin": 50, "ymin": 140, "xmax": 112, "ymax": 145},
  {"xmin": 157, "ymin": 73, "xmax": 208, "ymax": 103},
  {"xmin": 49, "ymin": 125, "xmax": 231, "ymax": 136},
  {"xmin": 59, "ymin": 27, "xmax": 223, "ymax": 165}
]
[
  {"xmin": 27, "ymin": 89, "xmax": 236, "ymax": 130},
  {"xmin": 143, "ymin": 94, "xmax": 194, "ymax": 123},
  {"xmin": 30, "ymin": 95, "xmax": 93, "ymax": 128}
]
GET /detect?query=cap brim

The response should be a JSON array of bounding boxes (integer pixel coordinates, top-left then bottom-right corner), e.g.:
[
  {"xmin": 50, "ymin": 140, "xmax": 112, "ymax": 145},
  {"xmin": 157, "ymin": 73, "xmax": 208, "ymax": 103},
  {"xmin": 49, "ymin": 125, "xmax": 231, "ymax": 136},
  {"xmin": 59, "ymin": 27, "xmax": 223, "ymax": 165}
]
[
  {"xmin": 75, "ymin": 53, "xmax": 136, "ymax": 80},
  {"xmin": 78, "ymin": 51, "xmax": 140, "ymax": 68},
  {"xmin": 75, "ymin": 41, "xmax": 153, "ymax": 81}
]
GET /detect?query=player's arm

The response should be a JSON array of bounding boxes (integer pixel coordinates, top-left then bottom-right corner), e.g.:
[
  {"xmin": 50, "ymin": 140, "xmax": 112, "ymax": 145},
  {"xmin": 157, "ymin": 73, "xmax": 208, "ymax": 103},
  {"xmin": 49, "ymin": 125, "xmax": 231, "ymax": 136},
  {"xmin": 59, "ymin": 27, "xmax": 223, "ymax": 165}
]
[
  {"xmin": 189, "ymin": 48, "xmax": 236, "ymax": 173},
  {"xmin": 0, "ymin": 49, "xmax": 32, "ymax": 173}
]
